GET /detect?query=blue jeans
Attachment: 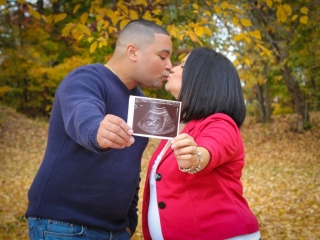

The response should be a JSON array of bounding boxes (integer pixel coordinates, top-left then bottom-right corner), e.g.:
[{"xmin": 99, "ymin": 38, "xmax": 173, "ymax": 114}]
[{"xmin": 27, "ymin": 217, "xmax": 131, "ymax": 240}]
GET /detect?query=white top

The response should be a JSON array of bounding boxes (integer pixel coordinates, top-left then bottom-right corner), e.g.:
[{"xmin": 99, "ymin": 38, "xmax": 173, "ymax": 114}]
[
  {"xmin": 227, "ymin": 231, "xmax": 261, "ymax": 240},
  {"xmin": 148, "ymin": 142, "xmax": 169, "ymax": 240}
]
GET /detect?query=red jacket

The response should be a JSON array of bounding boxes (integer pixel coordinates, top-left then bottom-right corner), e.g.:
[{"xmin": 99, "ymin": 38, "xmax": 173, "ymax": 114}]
[{"xmin": 142, "ymin": 113, "xmax": 259, "ymax": 240}]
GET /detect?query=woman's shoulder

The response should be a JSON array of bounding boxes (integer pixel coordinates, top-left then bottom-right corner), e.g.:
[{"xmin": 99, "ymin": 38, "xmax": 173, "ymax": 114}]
[{"xmin": 191, "ymin": 113, "xmax": 237, "ymax": 126}]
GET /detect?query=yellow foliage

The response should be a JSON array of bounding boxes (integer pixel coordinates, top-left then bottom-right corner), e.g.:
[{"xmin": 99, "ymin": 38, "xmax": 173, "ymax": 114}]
[
  {"xmin": 283, "ymin": 4, "xmax": 292, "ymax": 16},
  {"xmin": 300, "ymin": 16, "xmax": 308, "ymax": 24},
  {"xmin": 77, "ymin": 24, "xmax": 91, "ymax": 36},
  {"xmin": 232, "ymin": 16, "xmax": 238, "ymax": 27},
  {"xmin": 135, "ymin": 0, "xmax": 148, "ymax": 6},
  {"xmin": 229, "ymin": 4, "xmax": 242, "ymax": 14},
  {"xmin": 0, "ymin": 86, "xmax": 11, "ymax": 96},
  {"xmin": 0, "ymin": 0, "xmax": 6, "ymax": 5},
  {"xmin": 203, "ymin": 27, "xmax": 212, "ymax": 37},
  {"xmin": 194, "ymin": 26, "xmax": 204, "ymax": 37},
  {"xmin": 129, "ymin": 10, "xmax": 139, "ymax": 20},
  {"xmin": 87, "ymin": 37, "xmax": 94, "ymax": 43},
  {"xmin": 152, "ymin": 9, "xmax": 162, "ymax": 16},
  {"xmin": 41, "ymin": 15, "xmax": 48, "ymax": 23},
  {"xmin": 266, "ymin": 0, "xmax": 273, "ymax": 8},
  {"xmin": 248, "ymin": 30, "xmax": 261, "ymax": 40},
  {"xmin": 291, "ymin": 14, "xmax": 298, "ymax": 21},
  {"xmin": 221, "ymin": 1, "xmax": 228, "ymax": 10},
  {"xmin": 233, "ymin": 59, "xmax": 239, "ymax": 67},
  {"xmin": 276, "ymin": 5, "xmax": 287, "ymax": 23},
  {"xmin": 54, "ymin": 13, "xmax": 67, "ymax": 24},
  {"xmin": 120, "ymin": 19, "xmax": 130, "ymax": 30},
  {"xmin": 106, "ymin": 9, "xmax": 122, "ymax": 26},
  {"xmin": 193, "ymin": 3, "xmax": 199, "ymax": 10},
  {"xmin": 300, "ymin": 7, "xmax": 309, "ymax": 15},
  {"xmin": 214, "ymin": 6, "xmax": 222, "ymax": 14},
  {"xmin": 71, "ymin": 28, "xmax": 82, "ymax": 40},
  {"xmin": 44, "ymin": 14, "xmax": 53, "ymax": 24},
  {"xmin": 80, "ymin": 13, "xmax": 88, "ymax": 24},
  {"xmin": 90, "ymin": 41, "xmax": 98, "ymax": 53},
  {"xmin": 234, "ymin": 33, "xmax": 246, "ymax": 41},
  {"xmin": 97, "ymin": 20, "xmax": 103, "ymax": 32},
  {"xmin": 28, "ymin": 6, "xmax": 41, "ymax": 20},
  {"xmin": 73, "ymin": 4, "xmax": 81, "ymax": 14},
  {"xmin": 117, "ymin": 1, "xmax": 129, "ymax": 15},
  {"xmin": 167, "ymin": 25, "xmax": 181, "ymax": 39},
  {"xmin": 142, "ymin": 11, "xmax": 154, "ymax": 22},
  {"xmin": 244, "ymin": 58, "xmax": 251, "ymax": 67},
  {"xmin": 240, "ymin": 18, "xmax": 252, "ymax": 27},
  {"xmin": 61, "ymin": 23, "xmax": 76, "ymax": 37},
  {"xmin": 257, "ymin": 43, "xmax": 272, "ymax": 57},
  {"xmin": 204, "ymin": 10, "xmax": 211, "ymax": 16},
  {"xmin": 244, "ymin": 36, "xmax": 251, "ymax": 44}
]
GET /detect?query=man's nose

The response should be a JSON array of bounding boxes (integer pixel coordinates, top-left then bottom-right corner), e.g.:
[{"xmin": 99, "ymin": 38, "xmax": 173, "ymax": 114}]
[{"xmin": 166, "ymin": 59, "xmax": 173, "ymax": 71}]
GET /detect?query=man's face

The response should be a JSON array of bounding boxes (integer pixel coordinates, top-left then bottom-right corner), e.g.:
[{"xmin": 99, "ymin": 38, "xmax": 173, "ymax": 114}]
[{"xmin": 135, "ymin": 34, "xmax": 172, "ymax": 89}]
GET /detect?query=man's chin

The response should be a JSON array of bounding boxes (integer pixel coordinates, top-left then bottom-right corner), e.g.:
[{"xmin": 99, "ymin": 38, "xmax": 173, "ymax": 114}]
[{"xmin": 139, "ymin": 82, "xmax": 164, "ymax": 89}]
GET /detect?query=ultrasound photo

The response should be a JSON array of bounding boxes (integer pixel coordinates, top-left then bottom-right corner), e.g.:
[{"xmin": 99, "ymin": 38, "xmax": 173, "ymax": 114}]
[{"xmin": 127, "ymin": 96, "xmax": 181, "ymax": 139}]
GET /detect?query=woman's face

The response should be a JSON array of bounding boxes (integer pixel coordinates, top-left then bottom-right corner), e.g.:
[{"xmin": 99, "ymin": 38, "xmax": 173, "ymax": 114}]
[{"xmin": 165, "ymin": 54, "xmax": 189, "ymax": 99}]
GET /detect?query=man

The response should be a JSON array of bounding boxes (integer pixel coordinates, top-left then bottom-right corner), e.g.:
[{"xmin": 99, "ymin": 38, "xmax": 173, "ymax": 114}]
[{"xmin": 26, "ymin": 19, "xmax": 172, "ymax": 240}]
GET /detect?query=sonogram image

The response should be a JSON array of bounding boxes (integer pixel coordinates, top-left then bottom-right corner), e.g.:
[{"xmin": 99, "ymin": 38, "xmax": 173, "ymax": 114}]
[
  {"xmin": 137, "ymin": 105, "xmax": 176, "ymax": 134},
  {"xmin": 132, "ymin": 98, "xmax": 181, "ymax": 138}
]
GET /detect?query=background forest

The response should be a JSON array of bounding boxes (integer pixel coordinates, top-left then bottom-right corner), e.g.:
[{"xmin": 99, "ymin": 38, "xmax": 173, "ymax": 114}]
[
  {"xmin": 1, "ymin": 0, "xmax": 319, "ymax": 127},
  {"xmin": 0, "ymin": 0, "xmax": 320, "ymax": 239}
]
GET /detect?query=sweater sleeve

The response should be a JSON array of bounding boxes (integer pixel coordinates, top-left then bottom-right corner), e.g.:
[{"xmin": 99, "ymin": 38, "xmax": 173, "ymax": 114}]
[{"xmin": 56, "ymin": 66, "xmax": 108, "ymax": 153}]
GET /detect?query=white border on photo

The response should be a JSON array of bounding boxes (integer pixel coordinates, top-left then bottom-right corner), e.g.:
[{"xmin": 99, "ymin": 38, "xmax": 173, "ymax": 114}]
[{"xmin": 127, "ymin": 96, "xmax": 181, "ymax": 139}]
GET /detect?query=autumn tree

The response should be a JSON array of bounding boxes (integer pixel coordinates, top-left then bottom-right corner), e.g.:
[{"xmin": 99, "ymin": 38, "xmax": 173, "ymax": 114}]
[
  {"xmin": 1, "ymin": 0, "xmax": 319, "ymax": 129},
  {"xmin": 0, "ymin": 0, "xmax": 95, "ymax": 117}
]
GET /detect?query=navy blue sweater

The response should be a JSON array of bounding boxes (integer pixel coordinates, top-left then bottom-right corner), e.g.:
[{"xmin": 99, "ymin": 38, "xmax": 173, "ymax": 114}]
[{"xmin": 25, "ymin": 63, "xmax": 149, "ymax": 234}]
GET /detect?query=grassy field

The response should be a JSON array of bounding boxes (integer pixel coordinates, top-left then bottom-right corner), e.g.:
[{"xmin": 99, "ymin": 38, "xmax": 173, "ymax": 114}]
[{"xmin": 0, "ymin": 104, "xmax": 319, "ymax": 240}]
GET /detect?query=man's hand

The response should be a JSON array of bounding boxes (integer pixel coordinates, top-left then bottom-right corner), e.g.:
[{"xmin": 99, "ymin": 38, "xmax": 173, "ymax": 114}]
[
  {"xmin": 125, "ymin": 227, "xmax": 132, "ymax": 237},
  {"xmin": 97, "ymin": 114, "xmax": 135, "ymax": 149}
]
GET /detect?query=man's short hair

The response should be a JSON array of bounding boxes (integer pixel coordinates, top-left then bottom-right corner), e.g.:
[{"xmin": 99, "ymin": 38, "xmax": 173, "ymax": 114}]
[{"xmin": 117, "ymin": 19, "xmax": 169, "ymax": 47}]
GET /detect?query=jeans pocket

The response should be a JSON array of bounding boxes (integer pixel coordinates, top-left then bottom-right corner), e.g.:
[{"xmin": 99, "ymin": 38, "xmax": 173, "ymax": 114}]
[{"xmin": 44, "ymin": 219, "xmax": 84, "ymax": 237}]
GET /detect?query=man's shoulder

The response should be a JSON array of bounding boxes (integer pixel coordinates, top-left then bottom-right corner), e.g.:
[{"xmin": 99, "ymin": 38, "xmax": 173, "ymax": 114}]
[{"xmin": 71, "ymin": 63, "xmax": 105, "ymax": 73}]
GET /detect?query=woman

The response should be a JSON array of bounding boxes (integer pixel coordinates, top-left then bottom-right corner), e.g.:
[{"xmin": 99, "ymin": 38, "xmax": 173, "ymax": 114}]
[{"xmin": 142, "ymin": 47, "xmax": 261, "ymax": 240}]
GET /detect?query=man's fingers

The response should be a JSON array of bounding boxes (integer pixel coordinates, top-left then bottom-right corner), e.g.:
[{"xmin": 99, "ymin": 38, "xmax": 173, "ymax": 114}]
[
  {"xmin": 97, "ymin": 114, "xmax": 135, "ymax": 149},
  {"xmin": 105, "ymin": 115, "xmax": 133, "ymax": 138}
]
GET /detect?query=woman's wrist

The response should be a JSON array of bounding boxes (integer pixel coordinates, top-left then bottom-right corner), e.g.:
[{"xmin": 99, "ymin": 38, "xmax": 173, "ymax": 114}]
[{"xmin": 187, "ymin": 149, "xmax": 203, "ymax": 174}]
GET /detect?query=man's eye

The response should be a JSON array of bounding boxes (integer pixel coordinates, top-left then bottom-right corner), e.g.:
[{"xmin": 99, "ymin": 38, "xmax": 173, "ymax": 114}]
[
  {"xmin": 160, "ymin": 56, "xmax": 165, "ymax": 60},
  {"xmin": 181, "ymin": 65, "xmax": 185, "ymax": 69}
]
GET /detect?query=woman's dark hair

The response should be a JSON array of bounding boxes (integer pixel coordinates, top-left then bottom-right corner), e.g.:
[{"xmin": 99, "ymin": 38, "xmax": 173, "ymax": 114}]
[{"xmin": 178, "ymin": 47, "xmax": 246, "ymax": 128}]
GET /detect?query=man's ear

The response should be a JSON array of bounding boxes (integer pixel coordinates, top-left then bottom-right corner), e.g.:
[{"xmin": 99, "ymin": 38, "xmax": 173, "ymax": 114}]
[{"xmin": 127, "ymin": 44, "xmax": 138, "ymax": 60}]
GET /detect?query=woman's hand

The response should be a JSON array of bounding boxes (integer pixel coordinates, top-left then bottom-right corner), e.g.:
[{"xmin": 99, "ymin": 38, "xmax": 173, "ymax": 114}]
[{"xmin": 170, "ymin": 133, "xmax": 198, "ymax": 170}]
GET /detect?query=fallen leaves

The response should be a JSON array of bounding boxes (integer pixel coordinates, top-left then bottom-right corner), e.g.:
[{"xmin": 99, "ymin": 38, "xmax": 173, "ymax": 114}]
[{"xmin": 0, "ymin": 105, "xmax": 319, "ymax": 240}]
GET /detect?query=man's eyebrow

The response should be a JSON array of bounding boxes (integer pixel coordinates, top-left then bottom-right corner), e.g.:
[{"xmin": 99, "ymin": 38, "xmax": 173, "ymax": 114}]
[{"xmin": 159, "ymin": 49, "xmax": 171, "ymax": 54}]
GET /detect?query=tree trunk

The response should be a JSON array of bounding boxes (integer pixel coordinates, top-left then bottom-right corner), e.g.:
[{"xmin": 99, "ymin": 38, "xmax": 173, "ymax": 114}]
[
  {"xmin": 263, "ymin": 63, "xmax": 271, "ymax": 122},
  {"xmin": 282, "ymin": 64, "xmax": 310, "ymax": 131},
  {"xmin": 254, "ymin": 83, "xmax": 266, "ymax": 122},
  {"xmin": 37, "ymin": 0, "xmax": 44, "ymax": 14}
]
